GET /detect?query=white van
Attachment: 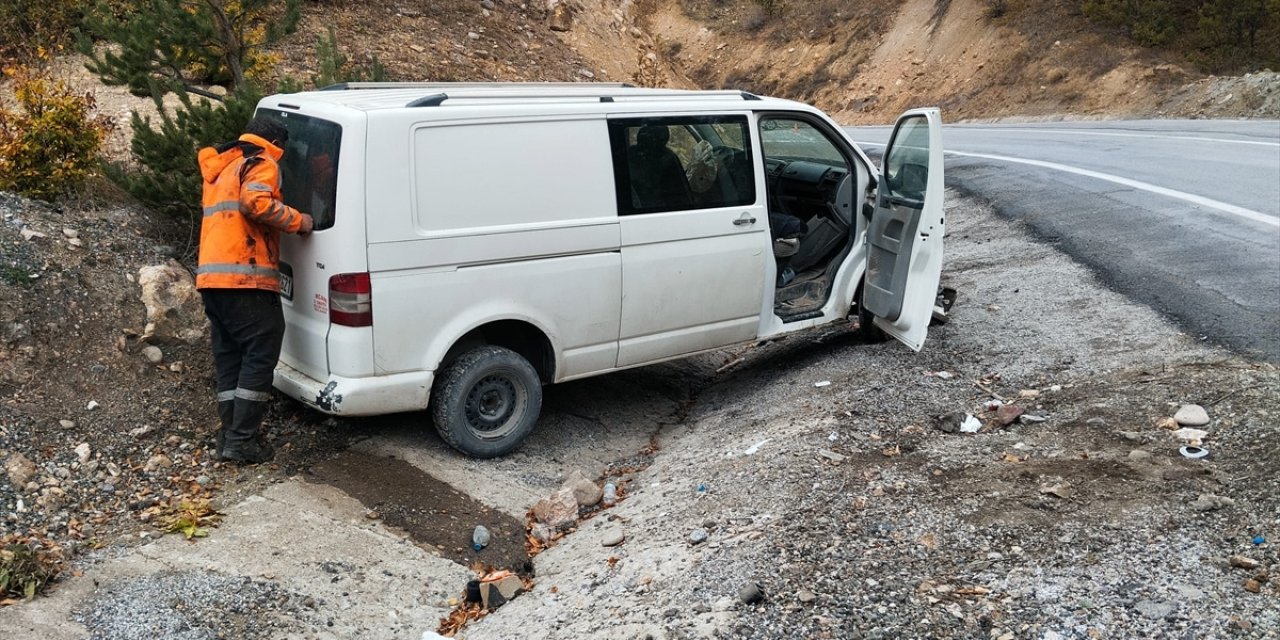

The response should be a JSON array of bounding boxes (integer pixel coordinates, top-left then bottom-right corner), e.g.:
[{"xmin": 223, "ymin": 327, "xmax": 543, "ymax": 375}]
[{"xmin": 264, "ymin": 83, "xmax": 945, "ymax": 457}]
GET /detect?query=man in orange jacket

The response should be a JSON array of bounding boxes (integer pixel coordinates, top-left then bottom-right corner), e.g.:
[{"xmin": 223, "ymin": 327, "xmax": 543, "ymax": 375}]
[{"xmin": 197, "ymin": 116, "xmax": 313, "ymax": 464}]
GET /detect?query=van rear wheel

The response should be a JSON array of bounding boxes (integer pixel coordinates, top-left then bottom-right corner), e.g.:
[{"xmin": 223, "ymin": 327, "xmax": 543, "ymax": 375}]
[{"xmin": 431, "ymin": 345, "xmax": 542, "ymax": 458}]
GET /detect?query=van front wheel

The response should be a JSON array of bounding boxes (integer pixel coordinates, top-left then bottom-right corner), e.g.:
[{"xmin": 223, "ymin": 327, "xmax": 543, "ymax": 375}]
[{"xmin": 431, "ymin": 346, "xmax": 542, "ymax": 458}]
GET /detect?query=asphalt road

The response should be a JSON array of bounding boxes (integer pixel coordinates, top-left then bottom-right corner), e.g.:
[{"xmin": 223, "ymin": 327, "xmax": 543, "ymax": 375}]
[{"xmin": 850, "ymin": 120, "xmax": 1280, "ymax": 363}]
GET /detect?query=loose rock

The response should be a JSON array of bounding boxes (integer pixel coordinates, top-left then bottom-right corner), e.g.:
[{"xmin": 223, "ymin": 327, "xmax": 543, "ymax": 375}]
[
  {"xmin": 1229, "ymin": 555, "xmax": 1261, "ymax": 570},
  {"xmin": 688, "ymin": 527, "xmax": 709, "ymax": 545},
  {"xmin": 75, "ymin": 443, "xmax": 92, "ymax": 463},
  {"xmin": 1190, "ymin": 493, "xmax": 1235, "ymax": 512},
  {"xmin": 739, "ymin": 582, "xmax": 764, "ymax": 604},
  {"xmin": 561, "ymin": 470, "xmax": 602, "ymax": 508},
  {"xmin": 1174, "ymin": 404, "xmax": 1210, "ymax": 426},
  {"xmin": 601, "ymin": 527, "xmax": 625, "ymax": 547},
  {"xmin": 5, "ymin": 453, "xmax": 38, "ymax": 487},
  {"xmin": 141, "ymin": 345, "xmax": 163, "ymax": 364},
  {"xmin": 531, "ymin": 487, "xmax": 578, "ymax": 531}
]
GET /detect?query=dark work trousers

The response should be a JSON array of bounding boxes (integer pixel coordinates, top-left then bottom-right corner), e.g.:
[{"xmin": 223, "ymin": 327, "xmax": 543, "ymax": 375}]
[{"xmin": 201, "ymin": 289, "xmax": 285, "ymax": 448}]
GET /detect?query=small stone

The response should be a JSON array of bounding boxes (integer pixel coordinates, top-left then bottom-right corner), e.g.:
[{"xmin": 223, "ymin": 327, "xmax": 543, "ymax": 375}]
[
  {"xmin": 86, "ymin": 400, "xmax": 100, "ymax": 411},
  {"xmin": 20, "ymin": 228, "xmax": 46, "ymax": 241},
  {"xmin": 1039, "ymin": 482, "xmax": 1073, "ymax": 499},
  {"xmin": 141, "ymin": 345, "xmax": 163, "ymax": 363},
  {"xmin": 797, "ymin": 589, "xmax": 817, "ymax": 603},
  {"xmin": 738, "ymin": 582, "xmax": 764, "ymax": 604},
  {"xmin": 1128, "ymin": 450, "xmax": 1152, "ymax": 461},
  {"xmin": 561, "ymin": 470, "xmax": 602, "ymax": 507},
  {"xmin": 1155, "ymin": 416, "xmax": 1179, "ymax": 430},
  {"xmin": 1174, "ymin": 404, "xmax": 1210, "ymax": 426},
  {"xmin": 601, "ymin": 527, "xmax": 625, "ymax": 547},
  {"xmin": 5, "ymin": 453, "xmax": 39, "ymax": 487},
  {"xmin": 1019, "ymin": 412, "xmax": 1048, "ymax": 425},
  {"xmin": 532, "ymin": 488, "xmax": 578, "ymax": 531},
  {"xmin": 1229, "ymin": 555, "xmax": 1261, "ymax": 570},
  {"xmin": 130, "ymin": 425, "xmax": 155, "ymax": 438},
  {"xmin": 59, "ymin": 419, "xmax": 76, "ymax": 429},
  {"xmin": 68, "ymin": 237, "xmax": 83, "ymax": 247},
  {"xmin": 1243, "ymin": 579, "xmax": 1262, "ymax": 593},
  {"xmin": 688, "ymin": 528, "xmax": 708, "ymax": 545},
  {"xmin": 1229, "ymin": 616, "xmax": 1253, "ymax": 631},
  {"xmin": 1190, "ymin": 493, "xmax": 1235, "ymax": 512},
  {"xmin": 145, "ymin": 454, "xmax": 172, "ymax": 472},
  {"xmin": 995, "ymin": 404, "xmax": 1025, "ymax": 426},
  {"xmin": 74, "ymin": 443, "xmax": 92, "ymax": 463},
  {"xmin": 195, "ymin": 475, "xmax": 211, "ymax": 486},
  {"xmin": 168, "ymin": 361, "xmax": 185, "ymax": 373},
  {"xmin": 62, "ymin": 228, "xmax": 79, "ymax": 238},
  {"xmin": 467, "ymin": 31, "xmax": 480, "ymax": 40},
  {"xmin": 99, "ymin": 483, "xmax": 115, "ymax": 494},
  {"xmin": 409, "ymin": 44, "xmax": 425, "ymax": 53},
  {"xmin": 577, "ymin": 68, "xmax": 595, "ymax": 79}
]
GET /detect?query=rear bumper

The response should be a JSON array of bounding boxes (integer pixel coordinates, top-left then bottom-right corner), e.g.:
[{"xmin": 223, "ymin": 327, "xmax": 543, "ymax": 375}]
[{"xmin": 273, "ymin": 362, "xmax": 433, "ymax": 416}]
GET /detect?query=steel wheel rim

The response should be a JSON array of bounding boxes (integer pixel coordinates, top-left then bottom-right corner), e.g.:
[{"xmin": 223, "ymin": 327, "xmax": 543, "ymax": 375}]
[{"xmin": 463, "ymin": 372, "xmax": 523, "ymax": 439}]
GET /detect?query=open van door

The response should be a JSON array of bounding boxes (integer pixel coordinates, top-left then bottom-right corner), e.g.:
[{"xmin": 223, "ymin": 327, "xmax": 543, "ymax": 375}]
[{"xmin": 862, "ymin": 108, "xmax": 945, "ymax": 351}]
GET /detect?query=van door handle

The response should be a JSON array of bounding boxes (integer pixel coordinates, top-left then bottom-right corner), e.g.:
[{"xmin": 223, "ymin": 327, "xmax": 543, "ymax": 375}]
[{"xmin": 733, "ymin": 214, "xmax": 757, "ymax": 226}]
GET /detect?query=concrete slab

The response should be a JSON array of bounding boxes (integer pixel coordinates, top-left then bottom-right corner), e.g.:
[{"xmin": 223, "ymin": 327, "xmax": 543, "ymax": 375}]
[{"xmin": 0, "ymin": 480, "xmax": 472, "ymax": 639}]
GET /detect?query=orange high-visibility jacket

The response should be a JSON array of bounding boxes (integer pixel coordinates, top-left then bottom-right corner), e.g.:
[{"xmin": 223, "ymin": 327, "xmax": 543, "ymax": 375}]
[{"xmin": 196, "ymin": 133, "xmax": 305, "ymax": 292}]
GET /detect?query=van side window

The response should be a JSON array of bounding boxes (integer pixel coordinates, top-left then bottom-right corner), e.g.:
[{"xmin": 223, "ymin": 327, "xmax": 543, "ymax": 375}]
[
  {"xmin": 263, "ymin": 108, "xmax": 343, "ymax": 231},
  {"xmin": 609, "ymin": 115, "xmax": 755, "ymax": 216}
]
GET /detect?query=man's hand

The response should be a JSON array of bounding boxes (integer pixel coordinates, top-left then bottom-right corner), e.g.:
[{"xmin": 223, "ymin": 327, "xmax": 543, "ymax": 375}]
[{"xmin": 298, "ymin": 214, "xmax": 314, "ymax": 236}]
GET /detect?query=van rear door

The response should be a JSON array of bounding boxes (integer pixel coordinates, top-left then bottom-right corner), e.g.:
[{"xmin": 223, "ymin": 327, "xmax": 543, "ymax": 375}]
[
  {"xmin": 263, "ymin": 105, "xmax": 369, "ymax": 383},
  {"xmin": 863, "ymin": 108, "xmax": 945, "ymax": 351}
]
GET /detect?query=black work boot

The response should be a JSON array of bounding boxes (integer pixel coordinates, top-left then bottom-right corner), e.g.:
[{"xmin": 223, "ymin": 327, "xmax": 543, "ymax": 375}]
[
  {"xmin": 214, "ymin": 399, "xmax": 234, "ymax": 459},
  {"xmin": 221, "ymin": 396, "xmax": 274, "ymax": 464}
]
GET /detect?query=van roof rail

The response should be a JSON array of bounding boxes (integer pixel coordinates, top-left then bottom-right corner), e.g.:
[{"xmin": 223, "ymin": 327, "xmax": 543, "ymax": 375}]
[
  {"xmin": 321, "ymin": 81, "xmax": 637, "ymax": 91},
  {"xmin": 402, "ymin": 89, "xmax": 765, "ymax": 108}
]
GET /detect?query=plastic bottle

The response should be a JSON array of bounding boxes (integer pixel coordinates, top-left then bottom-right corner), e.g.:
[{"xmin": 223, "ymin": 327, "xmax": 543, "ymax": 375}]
[
  {"xmin": 602, "ymin": 482, "xmax": 618, "ymax": 506},
  {"xmin": 472, "ymin": 525, "xmax": 490, "ymax": 551}
]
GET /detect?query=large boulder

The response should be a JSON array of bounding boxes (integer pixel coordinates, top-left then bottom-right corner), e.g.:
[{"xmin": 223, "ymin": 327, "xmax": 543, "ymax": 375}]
[{"xmin": 138, "ymin": 261, "xmax": 207, "ymax": 344}]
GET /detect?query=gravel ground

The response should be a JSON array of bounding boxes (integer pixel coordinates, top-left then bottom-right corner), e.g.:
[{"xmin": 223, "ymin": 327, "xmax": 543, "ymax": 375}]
[
  {"xmin": 460, "ymin": 191, "xmax": 1279, "ymax": 639},
  {"xmin": 71, "ymin": 570, "xmax": 318, "ymax": 639}
]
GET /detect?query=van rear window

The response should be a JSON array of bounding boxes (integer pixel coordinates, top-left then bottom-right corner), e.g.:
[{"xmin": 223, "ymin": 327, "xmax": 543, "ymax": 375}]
[{"xmin": 259, "ymin": 109, "xmax": 342, "ymax": 231}]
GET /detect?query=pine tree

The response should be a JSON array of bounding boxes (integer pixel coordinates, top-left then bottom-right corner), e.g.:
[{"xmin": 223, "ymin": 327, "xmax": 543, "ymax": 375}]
[{"xmin": 77, "ymin": 0, "xmax": 299, "ymax": 220}]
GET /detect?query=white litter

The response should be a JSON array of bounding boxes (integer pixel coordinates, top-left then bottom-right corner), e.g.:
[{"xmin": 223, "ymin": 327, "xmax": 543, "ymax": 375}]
[
  {"xmin": 960, "ymin": 414, "xmax": 983, "ymax": 433},
  {"xmin": 814, "ymin": 380, "xmax": 832, "ymax": 387},
  {"xmin": 744, "ymin": 439, "xmax": 771, "ymax": 455}
]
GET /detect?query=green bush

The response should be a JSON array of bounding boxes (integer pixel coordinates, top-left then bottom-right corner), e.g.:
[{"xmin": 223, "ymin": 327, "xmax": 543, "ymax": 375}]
[{"xmin": 0, "ymin": 66, "xmax": 108, "ymax": 201}]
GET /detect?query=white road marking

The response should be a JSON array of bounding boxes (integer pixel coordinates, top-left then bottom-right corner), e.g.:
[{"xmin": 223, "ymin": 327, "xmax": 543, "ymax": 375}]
[
  {"xmin": 855, "ymin": 142, "xmax": 1280, "ymax": 228},
  {"xmin": 952, "ymin": 128, "xmax": 1280, "ymax": 147}
]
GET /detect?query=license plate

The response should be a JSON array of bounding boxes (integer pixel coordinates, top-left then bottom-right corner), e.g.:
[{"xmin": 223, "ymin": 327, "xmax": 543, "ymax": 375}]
[
  {"xmin": 279, "ymin": 272, "xmax": 293, "ymax": 300},
  {"xmin": 279, "ymin": 261, "xmax": 294, "ymax": 300}
]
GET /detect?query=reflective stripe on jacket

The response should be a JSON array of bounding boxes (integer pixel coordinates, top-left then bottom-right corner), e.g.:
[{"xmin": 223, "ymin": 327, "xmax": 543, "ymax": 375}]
[{"xmin": 196, "ymin": 133, "xmax": 304, "ymax": 292}]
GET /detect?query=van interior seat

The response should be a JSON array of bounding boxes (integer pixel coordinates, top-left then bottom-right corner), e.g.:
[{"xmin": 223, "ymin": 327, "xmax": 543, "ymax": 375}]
[{"xmin": 628, "ymin": 125, "xmax": 691, "ymax": 210}]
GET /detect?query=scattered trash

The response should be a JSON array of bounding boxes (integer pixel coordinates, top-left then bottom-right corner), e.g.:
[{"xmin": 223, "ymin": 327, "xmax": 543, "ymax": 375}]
[
  {"xmin": 472, "ymin": 525, "xmax": 490, "ymax": 551},
  {"xmin": 696, "ymin": 483, "xmax": 707, "ymax": 493},
  {"xmin": 818, "ymin": 449, "xmax": 846, "ymax": 463},
  {"xmin": 827, "ymin": 432, "xmax": 838, "ymax": 442},
  {"xmin": 1171, "ymin": 428, "xmax": 1209, "ymax": 446},
  {"xmin": 925, "ymin": 370, "xmax": 955, "ymax": 380},
  {"xmin": 601, "ymin": 482, "xmax": 618, "ymax": 506},
  {"xmin": 814, "ymin": 380, "xmax": 831, "ymax": 388},
  {"xmin": 1155, "ymin": 416, "xmax": 1179, "ymax": 430},
  {"xmin": 983, "ymin": 399, "xmax": 1004, "ymax": 411},
  {"xmin": 960, "ymin": 414, "xmax": 983, "ymax": 433},
  {"xmin": 1179, "ymin": 446, "xmax": 1210, "ymax": 460},
  {"xmin": 1253, "ymin": 535, "xmax": 1265, "ymax": 546},
  {"xmin": 1039, "ymin": 482, "xmax": 1074, "ymax": 499},
  {"xmin": 1017, "ymin": 389, "xmax": 1040, "ymax": 398},
  {"xmin": 744, "ymin": 439, "xmax": 770, "ymax": 455}
]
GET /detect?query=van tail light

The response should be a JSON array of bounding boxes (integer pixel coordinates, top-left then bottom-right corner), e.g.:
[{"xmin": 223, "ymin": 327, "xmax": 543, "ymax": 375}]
[{"xmin": 329, "ymin": 273, "xmax": 372, "ymax": 327}]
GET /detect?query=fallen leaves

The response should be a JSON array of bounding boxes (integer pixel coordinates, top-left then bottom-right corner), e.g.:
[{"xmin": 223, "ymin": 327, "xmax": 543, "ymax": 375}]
[{"xmin": 160, "ymin": 499, "xmax": 221, "ymax": 540}]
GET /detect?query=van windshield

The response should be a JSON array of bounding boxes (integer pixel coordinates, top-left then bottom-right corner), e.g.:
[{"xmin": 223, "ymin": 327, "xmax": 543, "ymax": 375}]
[{"xmin": 259, "ymin": 108, "xmax": 342, "ymax": 230}]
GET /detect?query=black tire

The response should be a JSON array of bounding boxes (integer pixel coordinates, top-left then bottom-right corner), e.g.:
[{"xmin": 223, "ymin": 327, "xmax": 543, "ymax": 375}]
[
  {"xmin": 856, "ymin": 282, "xmax": 889, "ymax": 343},
  {"xmin": 431, "ymin": 345, "xmax": 542, "ymax": 458}
]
